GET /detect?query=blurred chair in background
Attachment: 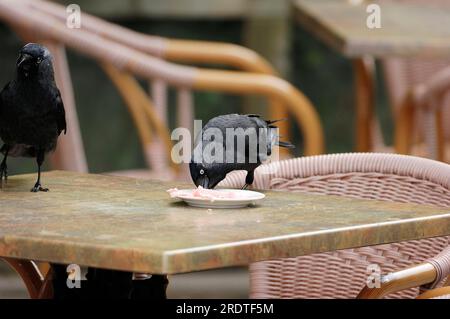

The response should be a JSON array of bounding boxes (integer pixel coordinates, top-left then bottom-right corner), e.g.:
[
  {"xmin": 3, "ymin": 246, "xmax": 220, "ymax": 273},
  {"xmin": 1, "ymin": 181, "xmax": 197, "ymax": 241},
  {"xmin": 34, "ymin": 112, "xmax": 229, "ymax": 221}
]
[
  {"xmin": 357, "ymin": 56, "xmax": 450, "ymax": 163},
  {"xmin": 221, "ymin": 153, "xmax": 450, "ymax": 298},
  {"xmin": 390, "ymin": 59, "xmax": 450, "ymax": 163},
  {"xmin": 12, "ymin": 0, "xmax": 324, "ymax": 176},
  {"xmin": 20, "ymin": 0, "xmax": 297, "ymax": 164}
]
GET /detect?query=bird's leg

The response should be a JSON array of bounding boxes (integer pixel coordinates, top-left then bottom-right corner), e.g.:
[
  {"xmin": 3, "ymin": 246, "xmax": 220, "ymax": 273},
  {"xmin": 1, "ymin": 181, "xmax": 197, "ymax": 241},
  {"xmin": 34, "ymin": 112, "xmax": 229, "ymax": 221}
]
[
  {"xmin": 0, "ymin": 146, "xmax": 9, "ymax": 187},
  {"xmin": 242, "ymin": 170, "xmax": 255, "ymax": 190},
  {"xmin": 31, "ymin": 150, "xmax": 48, "ymax": 192}
]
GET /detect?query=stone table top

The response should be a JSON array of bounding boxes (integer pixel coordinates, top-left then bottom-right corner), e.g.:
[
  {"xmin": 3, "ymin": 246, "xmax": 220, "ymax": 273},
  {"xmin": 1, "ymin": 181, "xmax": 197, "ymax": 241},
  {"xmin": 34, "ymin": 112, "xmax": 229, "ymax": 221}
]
[
  {"xmin": 293, "ymin": 0, "xmax": 450, "ymax": 58},
  {"xmin": 0, "ymin": 171, "xmax": 449, "ymax": 274}
]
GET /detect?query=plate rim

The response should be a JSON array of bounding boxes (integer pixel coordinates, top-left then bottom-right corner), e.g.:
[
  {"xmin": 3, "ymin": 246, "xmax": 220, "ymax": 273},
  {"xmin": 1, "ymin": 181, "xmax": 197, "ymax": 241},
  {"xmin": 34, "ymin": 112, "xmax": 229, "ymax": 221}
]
[{"xmin": 172, "ymin": 188, "xmax": 266, "ymax": 202}]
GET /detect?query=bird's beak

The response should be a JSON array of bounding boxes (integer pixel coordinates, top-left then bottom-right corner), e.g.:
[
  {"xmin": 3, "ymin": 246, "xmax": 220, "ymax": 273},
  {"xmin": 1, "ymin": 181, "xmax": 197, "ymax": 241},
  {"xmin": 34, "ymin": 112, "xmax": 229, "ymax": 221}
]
[
  {"xmin": 16, "ymin": 53, "xmax": 32, "ymax": 69},
  {"xmin": 198, "ymin": 175, "xmax": 210, "ymax": 189}
]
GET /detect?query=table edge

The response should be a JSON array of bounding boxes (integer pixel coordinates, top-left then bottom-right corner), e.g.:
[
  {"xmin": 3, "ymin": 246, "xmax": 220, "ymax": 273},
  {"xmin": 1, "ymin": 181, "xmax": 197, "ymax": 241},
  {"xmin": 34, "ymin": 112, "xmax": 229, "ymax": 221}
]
[{"xmin": 1, "ymin": 212, "xmax": 450, "ymax": 274}]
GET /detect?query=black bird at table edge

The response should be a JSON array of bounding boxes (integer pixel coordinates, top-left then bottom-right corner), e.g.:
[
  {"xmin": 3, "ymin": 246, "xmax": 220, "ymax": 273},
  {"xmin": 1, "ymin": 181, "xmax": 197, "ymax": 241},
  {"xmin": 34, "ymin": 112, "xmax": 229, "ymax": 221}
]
[
  {"xmin": 0, "ymin": 44, "xmax": 169, "ymax": 300},
  {"xmin": 0, "ymin": 43, "xmax": 67, "ymax": 192},
  {"xmin": 189, "ymin": 113, "xmax": 295, "ymax": 190}
]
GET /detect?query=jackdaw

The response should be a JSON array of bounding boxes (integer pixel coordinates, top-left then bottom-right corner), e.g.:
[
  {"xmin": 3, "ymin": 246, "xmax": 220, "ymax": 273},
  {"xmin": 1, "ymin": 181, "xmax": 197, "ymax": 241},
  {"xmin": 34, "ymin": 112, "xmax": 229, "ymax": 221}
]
[
  {"xmin": 0, "ymin": 43, "xmax": 66, "ymax": 192},
  {"xmin": 189, "ymin": 114, "xmax": 294, "ymax": 189}
]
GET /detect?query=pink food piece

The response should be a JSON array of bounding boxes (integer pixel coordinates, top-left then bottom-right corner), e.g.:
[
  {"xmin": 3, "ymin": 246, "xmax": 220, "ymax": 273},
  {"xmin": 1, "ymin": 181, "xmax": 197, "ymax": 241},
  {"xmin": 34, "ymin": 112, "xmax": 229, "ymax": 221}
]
[
  {"xmin": 167, "ymin": 186, "xmax": 241, "ymax": 201},
  {"xmin": 166, "ymin": 188, "xmax": 180, "ymax": 198}
]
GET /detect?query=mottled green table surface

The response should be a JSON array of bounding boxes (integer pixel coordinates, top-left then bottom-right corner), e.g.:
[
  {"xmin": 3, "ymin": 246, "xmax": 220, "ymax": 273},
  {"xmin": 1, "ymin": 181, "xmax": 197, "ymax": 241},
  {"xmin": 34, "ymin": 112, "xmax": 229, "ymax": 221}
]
[
  {"xmin": 0, "ymin": 171, "xmax": 449, "ymax": 274},
  {"xmin": 293, "ymin": 0, "xmax": 450, "ymax": 57}
]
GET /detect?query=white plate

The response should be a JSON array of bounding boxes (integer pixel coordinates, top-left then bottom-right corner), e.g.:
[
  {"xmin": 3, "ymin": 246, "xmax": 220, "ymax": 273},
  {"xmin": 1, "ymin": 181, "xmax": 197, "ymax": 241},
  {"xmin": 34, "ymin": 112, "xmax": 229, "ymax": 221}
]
[{"xmin": 170, "ymin": 189, "xmax": 265, "ymax": 209}]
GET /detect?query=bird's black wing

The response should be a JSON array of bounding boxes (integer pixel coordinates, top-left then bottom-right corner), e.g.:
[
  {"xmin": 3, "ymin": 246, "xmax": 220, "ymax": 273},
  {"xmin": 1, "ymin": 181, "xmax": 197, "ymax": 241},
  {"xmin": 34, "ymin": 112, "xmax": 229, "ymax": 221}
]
[
  {"xmin": 0, "ymin": 81, "xmax": 11, "ymax": 94},
  {"xmin": 0, "ymin": 82, "xmax": 11, "ymax": 126},
  {"xmin": 54, "ymin": 89, "xmax": 67, "ymax": 135},
  {"xmin": 0, "ymin": 85, "xmax": 3, "ymax": 114},
  {"xmin": 0, "ymin": 82, "xmax": 12, "ymax": 149},
  {"xmin": 0, "ymin": 82, "xmax": 10, "ymax": 109}
]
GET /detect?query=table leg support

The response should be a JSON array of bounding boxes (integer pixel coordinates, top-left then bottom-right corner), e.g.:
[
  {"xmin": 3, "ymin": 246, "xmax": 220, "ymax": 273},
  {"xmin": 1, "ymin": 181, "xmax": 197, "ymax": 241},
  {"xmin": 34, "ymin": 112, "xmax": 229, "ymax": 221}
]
[
  {"xmin": 51, "ymin": 264, "xmax": 168, "ymax": 299},
  {"xmin": 131, "ymin": 274, "xmax": 169, "ymax": 299}
]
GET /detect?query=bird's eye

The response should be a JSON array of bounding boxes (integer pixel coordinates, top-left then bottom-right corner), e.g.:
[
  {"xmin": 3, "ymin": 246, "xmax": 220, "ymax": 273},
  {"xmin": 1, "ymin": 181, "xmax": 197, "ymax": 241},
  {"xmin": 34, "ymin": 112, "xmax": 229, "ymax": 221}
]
[
  {"xmin": 199, "ymin": 169, "xmax": 205, "ymax": 175},
  {"xmin": 36, "ymin": 57, "xmax": 42, "ymax": 64}
]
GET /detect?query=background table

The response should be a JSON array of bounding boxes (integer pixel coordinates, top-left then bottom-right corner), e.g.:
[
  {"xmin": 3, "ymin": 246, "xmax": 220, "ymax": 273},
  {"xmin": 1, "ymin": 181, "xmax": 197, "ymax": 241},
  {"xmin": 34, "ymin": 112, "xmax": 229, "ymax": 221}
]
[
  {"xmin": 0, "ymin": 171, "xmax": 449, "ymax": 275},
  {"xmin": 293, "ymin": 0, "xmax": 450, "ymax": 58},
  {"xmin": 292, "ymin": 0, "xmax": 450, "ymax": 151}
]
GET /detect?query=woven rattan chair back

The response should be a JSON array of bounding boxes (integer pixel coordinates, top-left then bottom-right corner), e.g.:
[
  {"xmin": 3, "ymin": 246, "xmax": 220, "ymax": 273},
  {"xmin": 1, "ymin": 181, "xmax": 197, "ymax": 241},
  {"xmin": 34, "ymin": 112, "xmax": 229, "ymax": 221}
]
[{"xmin": 221, "ymin": 153, "xmax": 450, "ymax": 298}]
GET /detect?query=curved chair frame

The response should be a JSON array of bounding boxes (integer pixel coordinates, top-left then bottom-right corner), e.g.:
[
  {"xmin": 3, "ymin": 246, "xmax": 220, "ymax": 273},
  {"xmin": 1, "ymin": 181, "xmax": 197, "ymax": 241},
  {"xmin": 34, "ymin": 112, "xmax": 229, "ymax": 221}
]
[
  {"xmin": 358, "ymin": 245, "xmax": 450, "ymax": 299},
  {"xmin": 101, "ymin": 63, "xmax": 178, "ymax": 172},
  {"xmin": 19, "ymin": 0, "xmax": 290, "ymax": 141},
  {"xmin": 0, "ymin": 0, "xmax": 324, "ymax": 156}
]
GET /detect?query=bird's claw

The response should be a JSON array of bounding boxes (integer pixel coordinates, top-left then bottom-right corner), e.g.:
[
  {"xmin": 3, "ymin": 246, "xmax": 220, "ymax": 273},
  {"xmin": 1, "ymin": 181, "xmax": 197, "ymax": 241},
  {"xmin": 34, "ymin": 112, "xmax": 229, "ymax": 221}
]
[
  {"xmin": 31, "ymin": 183, "xmax": 48, "ymax": 192},
  {"xmin": 0, "ymin": 163, "xmax": 7, "ymax": 188},
  {"xmin": 241, "ymin": 184, "xmax": 249, "ymax": 190}
]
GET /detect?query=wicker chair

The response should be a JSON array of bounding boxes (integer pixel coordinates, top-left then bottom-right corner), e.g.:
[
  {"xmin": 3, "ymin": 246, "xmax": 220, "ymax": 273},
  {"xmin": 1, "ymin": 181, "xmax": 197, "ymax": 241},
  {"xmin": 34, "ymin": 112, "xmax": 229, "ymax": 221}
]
[{"xmin": 220, "ymin": 153, "xmax": 450, "ymax": 298}]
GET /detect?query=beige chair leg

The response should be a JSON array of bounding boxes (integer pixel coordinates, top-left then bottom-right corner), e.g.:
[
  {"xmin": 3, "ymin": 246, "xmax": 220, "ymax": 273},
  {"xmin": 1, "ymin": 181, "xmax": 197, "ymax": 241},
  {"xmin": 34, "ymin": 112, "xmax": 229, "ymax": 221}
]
[
  {"xmin": 395, "ymin": 92, "xmax": 415, "ymax": 155},
  {"xmin": 353, "ymin": 57, "xmax": 375, "ymax": 152},
  {"xmin": 44, "ymin": 42, "xmax": 88, "ymax": 172}
]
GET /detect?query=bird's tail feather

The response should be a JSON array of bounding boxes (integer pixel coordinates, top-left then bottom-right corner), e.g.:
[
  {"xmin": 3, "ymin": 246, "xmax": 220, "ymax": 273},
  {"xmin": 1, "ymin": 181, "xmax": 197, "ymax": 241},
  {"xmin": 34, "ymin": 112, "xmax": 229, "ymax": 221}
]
[
  {"xmin": 266, "ymin": 118, "xmax": 288, "ymax": 125},
  {"xmin": 267, "ymin": 125, "xmax": 295, "ymax": 149},
  {"xmin": 276, "ymin": 141, "xmax": 295, "ymax": 148}
]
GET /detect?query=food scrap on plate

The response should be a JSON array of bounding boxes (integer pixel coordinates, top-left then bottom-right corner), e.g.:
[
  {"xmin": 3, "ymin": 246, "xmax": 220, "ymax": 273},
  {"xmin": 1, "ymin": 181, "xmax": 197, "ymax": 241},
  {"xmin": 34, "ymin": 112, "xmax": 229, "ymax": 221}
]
[{"xmin": 167, "ymin": 186, "xmax": 239, "ymax": 202}]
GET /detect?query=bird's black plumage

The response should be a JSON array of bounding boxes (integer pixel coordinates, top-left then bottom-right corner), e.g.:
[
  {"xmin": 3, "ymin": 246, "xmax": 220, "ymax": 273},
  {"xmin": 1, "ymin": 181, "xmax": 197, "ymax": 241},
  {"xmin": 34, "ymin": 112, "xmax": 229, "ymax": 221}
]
[
  {"xmin": 190, "ymin": 114, "xmax": 294, "ymax": 189},
  {"xmin": 0, "ymin": 43, "xmax": 66, "ymax": 192}
]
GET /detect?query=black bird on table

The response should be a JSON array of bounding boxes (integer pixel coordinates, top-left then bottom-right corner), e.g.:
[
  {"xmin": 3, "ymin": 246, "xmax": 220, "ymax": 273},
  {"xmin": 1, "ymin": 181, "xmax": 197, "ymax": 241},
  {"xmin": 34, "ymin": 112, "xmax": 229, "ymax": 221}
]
[
  {"xmin": 190, "ymin": 114, "xmax": 294, "ymax": 189},
  {"xmin": 0, "ymin": 43, "xmax": 66, "ymax": 192}
]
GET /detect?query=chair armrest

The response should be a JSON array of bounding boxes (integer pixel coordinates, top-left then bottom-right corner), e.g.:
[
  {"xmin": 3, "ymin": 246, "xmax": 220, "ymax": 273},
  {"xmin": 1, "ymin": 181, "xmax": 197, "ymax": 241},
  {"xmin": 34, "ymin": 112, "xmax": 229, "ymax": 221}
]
[
  {"xmin": 417, "ymin": 286, "xmax": 450, "ymax": 299},
  {"xmin": 357, "ymin": 246, "xmax": 450, "ymax": 299},
  {"xmin": 357, "ymin": 263, "xmax": 436, "ymax": 299}
]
